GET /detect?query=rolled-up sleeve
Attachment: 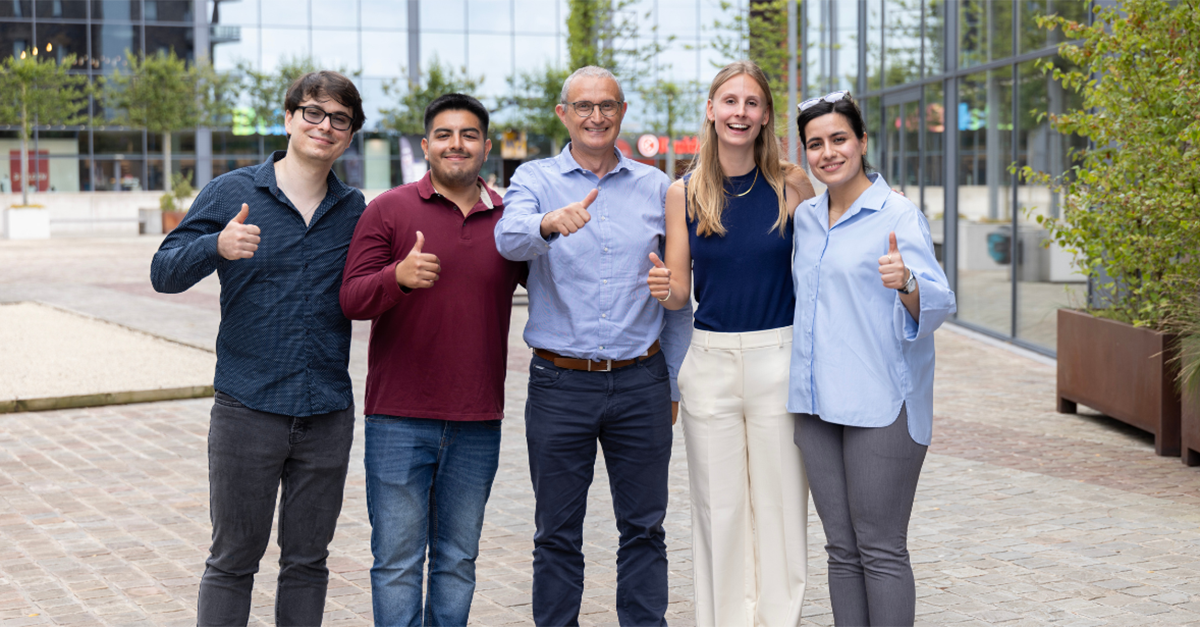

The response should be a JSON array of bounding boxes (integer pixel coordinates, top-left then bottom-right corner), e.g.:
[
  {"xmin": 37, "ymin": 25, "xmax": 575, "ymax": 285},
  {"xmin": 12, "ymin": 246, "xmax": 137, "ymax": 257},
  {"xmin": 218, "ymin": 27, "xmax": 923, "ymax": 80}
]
[
  {"xmin": 495, "ymin": 167, "xmax": 553, "ymax": 261},
  {"xmin": 893, "ymin": 210, "xmax": 956, "ymax": 342}
]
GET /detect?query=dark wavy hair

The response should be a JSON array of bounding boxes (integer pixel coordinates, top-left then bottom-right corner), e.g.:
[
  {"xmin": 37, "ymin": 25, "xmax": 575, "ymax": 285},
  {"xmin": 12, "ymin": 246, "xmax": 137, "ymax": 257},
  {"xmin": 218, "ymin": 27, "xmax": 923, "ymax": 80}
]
[
  {"xmin": 284, "ymin": 70, "xmax": 366, "ymax": 133},
  {"xmin": 797, "ymin": 94, "xmax": 873, "ymax": 175}
]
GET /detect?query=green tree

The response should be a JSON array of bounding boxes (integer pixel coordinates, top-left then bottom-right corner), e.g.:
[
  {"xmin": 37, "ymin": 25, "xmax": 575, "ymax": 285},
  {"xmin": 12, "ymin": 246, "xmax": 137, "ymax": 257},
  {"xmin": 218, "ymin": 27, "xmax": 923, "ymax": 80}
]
[
  {"xmin": 500, "ymin": 63, "xmax": 571, "ymax": 154},
  {"xmin": 637, "ymin": 79, "xmax": 701, "ymax": 178},
  {"xmin": 706, "ymin": 0, "xmax": 800, "ymax": 130},
  {"xmin": 567, "ymin": 0, "xmax": 673, "ymax": 79},
  {"xmin": 1017, "ymin": 0, "xmax": 1200, "ymax": 329},
  {"xmin": 102, "ymin": 50, "xmax": 235, "ymax": 192},
  {"xmin": 379, "ymin": 56, "xmax": 484, "ymax": 136},
  {"xmin": 0, "ymin": 52, "xmax": 89, "ymax": 206}
]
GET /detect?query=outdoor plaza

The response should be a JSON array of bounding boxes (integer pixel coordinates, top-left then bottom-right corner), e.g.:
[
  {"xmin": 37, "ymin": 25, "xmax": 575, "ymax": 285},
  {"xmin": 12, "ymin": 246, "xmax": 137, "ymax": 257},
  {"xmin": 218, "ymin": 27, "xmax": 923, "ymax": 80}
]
[{"xmin": 0, "ymin": 235, "xmax": 1197, "ymax": 626}]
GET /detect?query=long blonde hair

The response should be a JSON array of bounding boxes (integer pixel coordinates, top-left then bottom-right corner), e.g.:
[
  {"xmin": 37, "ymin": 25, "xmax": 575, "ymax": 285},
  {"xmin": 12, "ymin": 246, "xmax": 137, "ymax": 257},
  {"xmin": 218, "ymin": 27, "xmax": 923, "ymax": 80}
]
[{"xmin": 686, "ymin": 60, "xmax": 788, "ymax": 238}]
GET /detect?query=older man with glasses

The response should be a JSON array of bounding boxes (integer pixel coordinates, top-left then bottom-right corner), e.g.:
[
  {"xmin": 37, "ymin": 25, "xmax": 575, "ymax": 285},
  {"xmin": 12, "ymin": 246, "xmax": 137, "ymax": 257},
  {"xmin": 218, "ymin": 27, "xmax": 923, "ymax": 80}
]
[{"xmin": 495, "ymin": 65, "xmax": 693, "ymax": 627}]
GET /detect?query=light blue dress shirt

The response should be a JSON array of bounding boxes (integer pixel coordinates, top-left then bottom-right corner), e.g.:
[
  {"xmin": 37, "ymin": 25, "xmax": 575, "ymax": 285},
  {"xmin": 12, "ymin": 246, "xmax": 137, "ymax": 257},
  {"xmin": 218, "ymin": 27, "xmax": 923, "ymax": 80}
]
[
  {"xmin": 788, "ymin": 173, "xmax": 956, "ymax": 445},
  {"xmin": 495, "ymin": 145, "xmax": 694, "ymax": 401}
]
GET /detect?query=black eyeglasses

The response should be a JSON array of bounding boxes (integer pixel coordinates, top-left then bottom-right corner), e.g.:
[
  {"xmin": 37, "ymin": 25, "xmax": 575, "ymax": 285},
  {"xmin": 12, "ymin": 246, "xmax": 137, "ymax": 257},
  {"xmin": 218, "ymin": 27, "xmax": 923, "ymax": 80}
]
[
  {"xmin": 296, "ymin": 105, "xmax": 353, "ymax": 131},
  {"xmin": 565, "ymin": 100, "xmax": 623, "ymax": 118},
  {"xmin": 798, "ymin": 90, "xmax": 851, "ymax": 112}
]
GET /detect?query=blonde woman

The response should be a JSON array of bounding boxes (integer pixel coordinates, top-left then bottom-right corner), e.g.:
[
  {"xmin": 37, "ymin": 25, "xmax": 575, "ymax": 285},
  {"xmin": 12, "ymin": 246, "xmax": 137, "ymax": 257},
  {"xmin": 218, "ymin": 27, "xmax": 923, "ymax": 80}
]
[{"xmin": 647, "ymin": 60, "xmax": 815, "ymax": 627}]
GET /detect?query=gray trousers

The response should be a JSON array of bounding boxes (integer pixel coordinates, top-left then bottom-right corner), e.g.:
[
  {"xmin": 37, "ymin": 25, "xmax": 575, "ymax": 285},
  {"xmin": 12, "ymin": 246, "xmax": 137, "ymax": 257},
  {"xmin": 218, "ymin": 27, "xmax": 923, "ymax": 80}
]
[{"xmin": 794, "ymin": 405, "xmax": 926, "ymax": 627}]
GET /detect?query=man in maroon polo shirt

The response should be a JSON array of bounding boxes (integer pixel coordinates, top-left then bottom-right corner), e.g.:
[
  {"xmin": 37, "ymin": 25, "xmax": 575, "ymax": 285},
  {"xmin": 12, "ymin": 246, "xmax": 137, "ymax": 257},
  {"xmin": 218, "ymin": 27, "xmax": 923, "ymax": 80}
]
[{"xmin": 339, "ymin": 93, "xmax": 524, "ymax": 627}]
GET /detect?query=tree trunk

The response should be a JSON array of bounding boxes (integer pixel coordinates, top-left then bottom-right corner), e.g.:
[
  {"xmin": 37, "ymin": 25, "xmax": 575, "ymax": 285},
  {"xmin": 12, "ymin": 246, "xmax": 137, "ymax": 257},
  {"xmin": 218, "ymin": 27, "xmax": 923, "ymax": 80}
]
[
  {"xmin": 20, "ymin": 88, "xmax": 29, "ymax": 206},
  {"xmin": 163, "ymin": 131, "xmax": 172, "ymax": 194}
]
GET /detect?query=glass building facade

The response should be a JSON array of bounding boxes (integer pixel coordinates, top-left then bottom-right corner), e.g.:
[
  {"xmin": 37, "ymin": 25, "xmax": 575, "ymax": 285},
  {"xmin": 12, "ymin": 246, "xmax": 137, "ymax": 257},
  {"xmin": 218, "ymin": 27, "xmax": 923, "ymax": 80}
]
[
  {"xmin": 2, "ymin": 0, "xmax": 1091, "ymax": 353},
  {"xmin": 803, "ymin": 0, "xmax": 1095, "ymax": 354}
]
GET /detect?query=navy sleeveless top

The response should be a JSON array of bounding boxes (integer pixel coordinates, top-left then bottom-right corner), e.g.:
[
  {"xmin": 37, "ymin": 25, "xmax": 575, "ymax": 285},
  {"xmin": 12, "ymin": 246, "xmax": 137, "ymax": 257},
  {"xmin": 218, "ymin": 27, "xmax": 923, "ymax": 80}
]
[{"xmin": 685, "ymin": 168, "xmax": 795, "ymax": 333}]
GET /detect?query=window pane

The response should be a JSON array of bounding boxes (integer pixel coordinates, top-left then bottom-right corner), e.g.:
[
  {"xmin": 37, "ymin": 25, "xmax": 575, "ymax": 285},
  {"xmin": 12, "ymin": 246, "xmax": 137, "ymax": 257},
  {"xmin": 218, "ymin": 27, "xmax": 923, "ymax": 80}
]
[
  {"xmin": 1020, "ymin": 0, "xmax": 1089, "ymax": 54},
  {"xmin": 214, "ymin": 0, "xmax": 258, "ymax": 26},
  {"xmin": 91, "ymin": 23, "xmax": 141, "ymax": 71},
  {"xmin": 960, "ymin": 0, "xmax": 1013, "ymax": 68},
  {"xmin": 422, "ymin": 33, "xmax": 465, "ymax": 75},
  {"xmin": 212, "ymin": 130, "xmax": 262, "ymax": 155},
  {"xmin": 1, "ymin": 23, "xmax": 33, "ymax": 59},
  {"xmin": 804, "ymin": 0, "xmax": 829, "ymax": 96},
  {"xmin": 883, "ymin": 0, "xmax": 920, "ymax": 88},
  {"xmin": 865, "ymin": 0, "xmax": 882, "ymax": 91},
  {"xmin": 834, "ymin": 0, "xmax": 858, "ymax": 92},
  {"xmin": 36, "ymin": 23, "xmax": 88, "ymax": 68},
  {"xmin": 35, "ymin": 1, "xmax": 88, "ymax": 18},
  {"xmin": 145, "ymin": 26, "xmax": 194, "ymax": 60},
  {"xmin": 468, "ymin": 0, "xmax": 510, "ymax": 33},
  {"xmin": 93, "ymin": 130, "xmax": 143, "ymax": 155},
  {"xmin": 421, "ymin": 0, "xmax": 464, "ymax": 32},
  {"xmin": 213, "ymin": 26, "xmax": 258, "ymax": 72},
  {"xmin": 0, "ymin": 1, "xmax": 33, "ymax": 17},
  {"xmin": 361, "ymin": 0, "xmax": 406, "ymax": 30},
  {"xmin": 924, "ymin": 0, "xmax": 946, "ymax": 77},
  {"xmin": 924, "ymin": 81, "xmax": 945, "ymax": 266},
  {"xmin": 1014, "ymin": 56, "xmax": 1087, "ymax": 348},
  {"xmin": 260, "ymin": 0, "xmax": 306, "ymax": 27},
  {"xmin": 312, "ymin": 29, "xmax": 360, "ymax": 74},
  {"xmin": 90, "ymin": 157, "xmax": 144, "ymax": 190},
  {"xmin": 362, "ymin": 31, "xmax": 406, "ymax": 76},
  {"xmin": 92, "ymin": 0, "xmax": 139, "ymax": 21},
  {"xmin": 955, "ymin": 65, "xmax": 1014, "ymax": 335},
  {"xmin": 145, "ymin": 0, "xmax": 193, "ymax": 22},
  {"xmin": 863, "ymin": 95, "xmax": 881, "ymax": 181},
  {"xmin": 468, "ymin": 33, "xmax": 510, "ymax": 100},
  {"xmin": 313, "ymin": 0, "xmax": 357, "ymax": 28},
  {"xmin": 653, "ymin": 0, "xmax": 695, "ymax": 40},
  {"xmin": 261, "ymin": 27, "xmax": 310, "ymax": 72}
]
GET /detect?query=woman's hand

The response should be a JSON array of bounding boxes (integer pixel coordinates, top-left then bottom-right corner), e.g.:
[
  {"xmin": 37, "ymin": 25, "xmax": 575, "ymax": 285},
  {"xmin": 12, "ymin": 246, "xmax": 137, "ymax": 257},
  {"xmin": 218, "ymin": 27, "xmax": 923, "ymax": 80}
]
[
  {"xmin": 878, "ymin": 231, "xmax": 908, "ymax": 289},
  {"xmin": 648, "ymin": 252, "xmax": 672, "ymax": 302}
]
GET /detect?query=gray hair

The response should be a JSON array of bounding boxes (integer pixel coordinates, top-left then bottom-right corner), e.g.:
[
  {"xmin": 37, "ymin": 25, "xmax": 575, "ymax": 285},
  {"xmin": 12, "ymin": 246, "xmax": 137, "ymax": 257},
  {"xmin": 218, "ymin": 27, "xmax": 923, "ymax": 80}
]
[{"xmin": 559, "ymin": 66, "xmax": 625, "ymax": 104}]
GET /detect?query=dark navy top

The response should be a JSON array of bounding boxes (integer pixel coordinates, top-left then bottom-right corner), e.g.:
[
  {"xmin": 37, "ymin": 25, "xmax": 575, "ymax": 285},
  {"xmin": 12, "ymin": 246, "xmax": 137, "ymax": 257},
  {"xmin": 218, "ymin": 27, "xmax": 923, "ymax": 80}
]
[
  {"xmin": 151, "ymin": 151, "xmax": 366, "ymax": 417},
  {"xmin": 686, "ymin": 167, "xmax": 795, "ymax": 333}
]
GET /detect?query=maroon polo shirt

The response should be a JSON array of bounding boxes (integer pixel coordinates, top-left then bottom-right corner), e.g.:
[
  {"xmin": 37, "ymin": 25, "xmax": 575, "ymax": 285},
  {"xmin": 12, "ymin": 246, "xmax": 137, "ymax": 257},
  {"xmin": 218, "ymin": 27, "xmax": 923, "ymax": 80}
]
[{"xmin": 340, "ymin": 172, "xmax": 525, "ymax": 420}]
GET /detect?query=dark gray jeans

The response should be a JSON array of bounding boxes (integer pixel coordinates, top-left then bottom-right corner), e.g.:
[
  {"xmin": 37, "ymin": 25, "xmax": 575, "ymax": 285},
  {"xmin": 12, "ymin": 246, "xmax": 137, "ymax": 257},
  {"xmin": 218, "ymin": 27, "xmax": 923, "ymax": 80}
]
[
  {"xmin": 795, "ymin": 405, "xmax": 927, "ymax": 627},
  {"xmin": 198, "ymin": 392, "xmax": 355, "ymax": 627}
]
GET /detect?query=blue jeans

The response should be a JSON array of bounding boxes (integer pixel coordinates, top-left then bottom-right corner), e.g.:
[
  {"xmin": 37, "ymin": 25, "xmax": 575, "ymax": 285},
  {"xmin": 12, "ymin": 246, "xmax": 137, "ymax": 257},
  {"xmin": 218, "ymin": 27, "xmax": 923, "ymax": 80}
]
[
  {"xmin": 199, "ymin": 392, "xmax": 355, "ymax": 627},
  {"xmin": 525, "ymin": 350, "xmax": 673, "ymax": 627},
  {"xmin": 365, "ymin": 416, "xmax": 502, "ymax": 627}
]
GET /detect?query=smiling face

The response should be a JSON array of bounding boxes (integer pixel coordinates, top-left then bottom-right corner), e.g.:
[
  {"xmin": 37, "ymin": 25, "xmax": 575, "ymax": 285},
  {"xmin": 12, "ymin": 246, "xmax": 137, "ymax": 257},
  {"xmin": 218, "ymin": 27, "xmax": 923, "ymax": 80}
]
[
  {"xmin": 706, "ymin": 73, "xmax": 770, "ymax": 151},
  {"xmin": 421, "ymin": 109, "xmax": 491, "ymax": 190},
  {"xmin": 283, "ymin": 97, "xmax": 354, "ymax": 165},
  {"xmin": 555, "ymin": 75, "xmax": 626, "ymax": 157},
  {"xmin": 804, "ymin": 111, "xmax": 869, "ymax": 189}
]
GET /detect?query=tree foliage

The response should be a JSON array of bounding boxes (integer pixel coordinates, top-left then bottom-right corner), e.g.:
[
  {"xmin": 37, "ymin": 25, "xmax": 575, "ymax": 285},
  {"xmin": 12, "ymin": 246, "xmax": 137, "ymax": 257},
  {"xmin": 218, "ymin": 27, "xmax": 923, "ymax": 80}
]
[
  {"xmin": 500, "ymin": 63, "xmax": 571, "ymax": 152},
  {"xmin": 236, "ymin": 56, "xmax": 343, "ymax": 133},
  {"xmin": 379, "ymin": 57, "xmax": 484, "ymax": 137},
  {"xmin": 1016, "ymin": 0, "xmax": 1200, "ymax": 329},
  {"xmin": 0, "ymin": 53, "xmax": 89, "ymax": 205},
  {"xmin": 707, "ymin": 0, "xmax": 799, "ymax": 129}
]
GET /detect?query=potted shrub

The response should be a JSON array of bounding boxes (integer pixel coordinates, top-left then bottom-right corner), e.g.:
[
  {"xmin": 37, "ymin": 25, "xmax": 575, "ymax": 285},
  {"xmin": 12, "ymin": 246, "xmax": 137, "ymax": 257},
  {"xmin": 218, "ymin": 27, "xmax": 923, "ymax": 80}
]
[
  {"xmin": 159, "ymin": 173, "xmax": 193, "ymax": 233},
  {"xmin": 1018, "ymin": 0, "xmax": 1200, "ymax": 456},
  {"xmin": 1168, "ymin": 289, "xmax": 1200, "ymax": 465}
]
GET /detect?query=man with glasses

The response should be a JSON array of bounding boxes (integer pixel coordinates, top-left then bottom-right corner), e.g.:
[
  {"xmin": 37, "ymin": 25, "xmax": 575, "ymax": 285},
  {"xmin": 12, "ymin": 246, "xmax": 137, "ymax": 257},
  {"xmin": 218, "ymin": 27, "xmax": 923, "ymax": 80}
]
[
  {"xmin": 151, "ymin": 71, "xmax": 365, "ymax": 626},
  {"xmin": 495, "ymin": 65, "xmax": 692, "ymax": 627}
]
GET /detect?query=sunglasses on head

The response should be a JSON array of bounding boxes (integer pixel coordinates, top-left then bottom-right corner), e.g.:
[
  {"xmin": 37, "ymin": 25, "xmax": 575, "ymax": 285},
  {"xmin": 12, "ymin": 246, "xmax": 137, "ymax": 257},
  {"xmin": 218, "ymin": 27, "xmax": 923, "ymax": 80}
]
[{"xmin": 798, "ymin": 91, "xmax": 852, "ymax": 112}]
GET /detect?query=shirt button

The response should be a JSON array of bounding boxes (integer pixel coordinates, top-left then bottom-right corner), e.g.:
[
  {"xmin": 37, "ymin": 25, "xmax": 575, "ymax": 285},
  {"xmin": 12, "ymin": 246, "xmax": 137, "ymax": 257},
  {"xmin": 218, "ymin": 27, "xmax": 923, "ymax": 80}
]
[
  {"xmin": 604, "ymin": 247, "xmax": 609, "ymax": 252},
  {"xmin": 603, "ymin": 279, "xmax": 608, "ymax": 284},
  {"xmin": 599, "ymin": 346, "xmax": 604, "ymax": 350},
  {"xmin": 602, "ymin": 313, "xmax": 607, "ymax": 318}
]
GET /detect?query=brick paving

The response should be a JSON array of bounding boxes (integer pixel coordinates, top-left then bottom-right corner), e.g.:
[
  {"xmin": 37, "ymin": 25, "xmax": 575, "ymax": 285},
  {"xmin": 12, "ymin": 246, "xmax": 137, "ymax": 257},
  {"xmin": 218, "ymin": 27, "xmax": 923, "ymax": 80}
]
[{"xmin": 3, "ymin": 237, "xmax": 1200, "ymax": 625}]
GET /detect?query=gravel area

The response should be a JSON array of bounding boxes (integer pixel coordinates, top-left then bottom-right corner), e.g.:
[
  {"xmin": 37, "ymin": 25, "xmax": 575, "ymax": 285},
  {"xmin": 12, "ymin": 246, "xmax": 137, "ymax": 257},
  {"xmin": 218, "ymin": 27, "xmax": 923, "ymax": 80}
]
[{"xmin": 0, "ymin": 301, "xmax": 216, "ymax": 401}]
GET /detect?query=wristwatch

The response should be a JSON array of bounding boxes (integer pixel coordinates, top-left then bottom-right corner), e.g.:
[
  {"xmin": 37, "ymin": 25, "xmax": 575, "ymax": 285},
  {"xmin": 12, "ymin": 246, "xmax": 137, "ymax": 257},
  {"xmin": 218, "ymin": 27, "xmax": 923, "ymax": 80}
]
[{"xmin": 898, "ymin": 269, "xmax": 917, "ymax": 294}]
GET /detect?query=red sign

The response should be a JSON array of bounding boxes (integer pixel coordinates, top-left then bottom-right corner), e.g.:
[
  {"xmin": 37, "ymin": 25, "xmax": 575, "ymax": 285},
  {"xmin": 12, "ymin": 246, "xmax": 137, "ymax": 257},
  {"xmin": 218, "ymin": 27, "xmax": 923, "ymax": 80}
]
[{"xmin": 9, "ymin": 150, "xmax": 50, "ymax": 192}]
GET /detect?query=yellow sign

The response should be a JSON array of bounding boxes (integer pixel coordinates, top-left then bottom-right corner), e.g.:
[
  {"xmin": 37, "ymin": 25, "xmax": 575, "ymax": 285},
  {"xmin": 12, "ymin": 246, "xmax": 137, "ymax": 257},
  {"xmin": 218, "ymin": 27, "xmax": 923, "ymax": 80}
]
[{"xmin": 501, "ymin": 129, "xmax": 527, "ymax": 160}]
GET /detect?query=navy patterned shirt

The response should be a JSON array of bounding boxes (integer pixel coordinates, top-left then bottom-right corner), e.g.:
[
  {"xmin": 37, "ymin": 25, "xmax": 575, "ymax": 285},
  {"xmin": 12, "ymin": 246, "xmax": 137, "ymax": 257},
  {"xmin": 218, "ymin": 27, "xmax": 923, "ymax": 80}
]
[{"xmin": 151, "ymin": 151, "xmax": 366, "ymax": 417}]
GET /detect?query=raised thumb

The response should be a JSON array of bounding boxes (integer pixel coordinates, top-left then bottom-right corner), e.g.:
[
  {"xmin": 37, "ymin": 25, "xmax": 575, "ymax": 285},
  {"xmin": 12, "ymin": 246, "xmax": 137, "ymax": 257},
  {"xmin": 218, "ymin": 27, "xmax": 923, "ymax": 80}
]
[
  {"xmin": 580, "ymin": 188, "xmax": 599, "ymax": 210},
  {"xmin": 231, "ymin": 203, "xmax": 249, "ymax": 224},
  {"xmin": 411, "ymin": 230, "xmax": 425, "ymax": 254},
  {"xmin": 649, "ymin": 252, "xmax": 666, "ymax": 268},
  {"xmin": 888, "ymin": 231, "xmax": 900, "ymax": 256}
]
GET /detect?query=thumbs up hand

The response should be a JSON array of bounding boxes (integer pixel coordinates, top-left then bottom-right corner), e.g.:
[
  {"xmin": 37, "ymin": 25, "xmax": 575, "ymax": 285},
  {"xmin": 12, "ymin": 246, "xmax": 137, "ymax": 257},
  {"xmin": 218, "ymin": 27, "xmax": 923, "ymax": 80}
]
[
  {"xmin": 539, "ymin": 188, "xmax": 598, "ymax": 238},
  {"xmin": 878, "ymin": 231, "xmax": 909, "ymax": 290},
  {"xmin": 647, "ymin": 252, "xmax": 672, "ymax": 302},
  {"xmin": 218, "ymin": 203, "xmax": 262, "ymax": 260},
  {"xmin": 395, "ymin": 230, "xmax": 442, "ymax": 289}
]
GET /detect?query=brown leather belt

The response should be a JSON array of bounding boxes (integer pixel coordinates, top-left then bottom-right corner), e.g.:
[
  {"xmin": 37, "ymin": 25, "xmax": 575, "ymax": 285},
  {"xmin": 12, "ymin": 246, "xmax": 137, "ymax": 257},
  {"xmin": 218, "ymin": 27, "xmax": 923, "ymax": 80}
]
[{"xmin": 533, "ymin": 340, "xmax": 661, "ymax": 372}]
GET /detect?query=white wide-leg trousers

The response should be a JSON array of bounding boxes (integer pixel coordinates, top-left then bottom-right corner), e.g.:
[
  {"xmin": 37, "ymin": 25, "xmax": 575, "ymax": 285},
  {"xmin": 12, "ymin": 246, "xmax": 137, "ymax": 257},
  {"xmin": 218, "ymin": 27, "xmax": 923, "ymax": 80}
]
[{"xmin": 679, "ymin": 326, "xmax": 809, "ymax": 627}]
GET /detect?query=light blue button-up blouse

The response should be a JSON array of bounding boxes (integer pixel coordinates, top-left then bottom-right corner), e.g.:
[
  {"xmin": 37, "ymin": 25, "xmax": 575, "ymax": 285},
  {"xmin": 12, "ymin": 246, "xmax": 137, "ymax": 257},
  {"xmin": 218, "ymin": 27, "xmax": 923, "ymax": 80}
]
[
  {"xmin": 788, "ymin": 173, "xmax": 956, "ymax": 445},
  {"xmin": 494, "ymin": 145, "xmax": 694, "ymax": 401}
]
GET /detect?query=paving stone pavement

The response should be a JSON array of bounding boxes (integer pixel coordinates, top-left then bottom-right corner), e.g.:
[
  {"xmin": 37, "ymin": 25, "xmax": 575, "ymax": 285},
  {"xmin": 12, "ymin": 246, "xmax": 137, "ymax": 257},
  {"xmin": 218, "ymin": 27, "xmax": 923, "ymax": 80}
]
[{"xmin": 3, "ymin": 236, "xmax": 1200, "ymax": 626}]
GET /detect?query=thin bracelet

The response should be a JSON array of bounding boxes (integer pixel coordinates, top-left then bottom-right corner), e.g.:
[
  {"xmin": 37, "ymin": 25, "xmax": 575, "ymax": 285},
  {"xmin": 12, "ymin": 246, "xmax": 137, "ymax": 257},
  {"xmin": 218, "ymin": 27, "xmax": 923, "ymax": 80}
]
[{"xmin": 656, "ymin": 286, "xmax": 672, "ymax": 303}]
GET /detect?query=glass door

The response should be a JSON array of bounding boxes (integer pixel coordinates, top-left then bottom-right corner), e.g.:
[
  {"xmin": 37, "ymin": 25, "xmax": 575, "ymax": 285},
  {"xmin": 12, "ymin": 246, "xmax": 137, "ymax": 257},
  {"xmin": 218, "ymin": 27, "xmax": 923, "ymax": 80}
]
[{"xmin": 881, "ymin": 88, "xmax": 923, "ymax": 208}]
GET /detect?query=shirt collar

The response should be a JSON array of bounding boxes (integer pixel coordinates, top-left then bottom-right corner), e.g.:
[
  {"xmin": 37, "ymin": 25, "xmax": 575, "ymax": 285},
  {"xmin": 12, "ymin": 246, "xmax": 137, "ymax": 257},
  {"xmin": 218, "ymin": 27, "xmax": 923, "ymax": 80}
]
[
  {"xmin": 555, "ymin": 142, "xmax": 633, "ymax": 177},
  {"xmin": 816, "ymin": 172, "xmax": 892, "ymax": 228},
  {"xmin": 416, "ymin": 171, "xmax": 503, "ymax": 211},
  {"xmin": 253, "ymin": 150, "xmax": 355, "ymax": 202}
]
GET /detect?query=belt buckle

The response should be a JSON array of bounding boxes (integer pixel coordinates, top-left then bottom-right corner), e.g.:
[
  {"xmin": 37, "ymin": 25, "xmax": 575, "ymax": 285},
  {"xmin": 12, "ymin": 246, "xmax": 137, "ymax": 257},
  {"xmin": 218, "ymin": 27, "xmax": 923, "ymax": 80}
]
[{"xmin": 588, "ymin": 359, "xmax": 613, "ymax": 372}]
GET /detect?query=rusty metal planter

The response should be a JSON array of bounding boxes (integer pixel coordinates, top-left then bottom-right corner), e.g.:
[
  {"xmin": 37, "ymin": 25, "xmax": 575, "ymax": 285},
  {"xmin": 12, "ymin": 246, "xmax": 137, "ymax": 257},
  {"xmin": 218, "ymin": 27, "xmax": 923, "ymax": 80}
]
[
  {"xmin": 1183, "ymin": 385, "xmax": 1200, "ymax": 466},
  {"xmin": 1057, "ymin": 309, "xmax": 1180, "ymax": 456}
]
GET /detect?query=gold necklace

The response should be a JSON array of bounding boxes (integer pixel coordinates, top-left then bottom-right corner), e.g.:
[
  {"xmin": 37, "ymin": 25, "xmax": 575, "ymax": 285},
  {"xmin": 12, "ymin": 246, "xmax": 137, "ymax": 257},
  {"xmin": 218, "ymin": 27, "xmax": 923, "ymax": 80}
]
[{"xmin": 728, "ymin": 167, "xmax": 758, "ymax": 198}]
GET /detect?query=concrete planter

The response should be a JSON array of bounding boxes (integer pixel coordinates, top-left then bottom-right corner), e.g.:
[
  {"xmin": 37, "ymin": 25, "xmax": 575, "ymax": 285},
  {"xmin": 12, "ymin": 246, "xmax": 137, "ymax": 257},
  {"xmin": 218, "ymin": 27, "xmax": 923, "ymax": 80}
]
[
  {"xmin": 1057, "ymin": 309, "xmax": 1180, "ymax": 456},
  {"xmin": 4, "ymin": 206, "xmax": 51, "ymax": 240},
  {"xmin": 138, "ymin": 208, "xmax": 163, "ymax": 235}
]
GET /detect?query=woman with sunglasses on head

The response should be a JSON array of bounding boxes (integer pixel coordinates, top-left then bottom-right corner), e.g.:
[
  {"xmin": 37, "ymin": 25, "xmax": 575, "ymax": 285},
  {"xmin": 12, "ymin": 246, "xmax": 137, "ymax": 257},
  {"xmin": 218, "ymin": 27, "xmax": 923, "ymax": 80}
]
[
  {"xmin": 789, "ymin": 91, "xmax": 955, "ymax": 626},
  {"xmin": 647, "ymin": 60, "xmax": 816, "ymax": 627}
]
